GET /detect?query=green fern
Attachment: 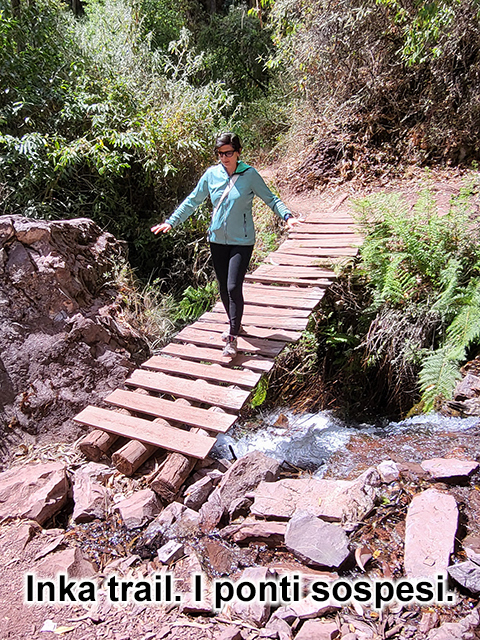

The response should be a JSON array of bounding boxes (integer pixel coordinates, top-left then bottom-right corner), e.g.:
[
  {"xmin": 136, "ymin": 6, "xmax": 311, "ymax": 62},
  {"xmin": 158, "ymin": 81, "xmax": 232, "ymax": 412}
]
[
  {"xmin": 445, "ymin": 278, "xmax": 480, "ymax": 346},
  {"xmin": 175, "ymin": 281, "xmax": 218, "ymax": 323},
  {"xmin": 419, "ymin": 346, "xmax": 464, "ymax": 412},
  {"xmin": 352, "ymin": 186, "xmax": 480, "ymax": 412}
]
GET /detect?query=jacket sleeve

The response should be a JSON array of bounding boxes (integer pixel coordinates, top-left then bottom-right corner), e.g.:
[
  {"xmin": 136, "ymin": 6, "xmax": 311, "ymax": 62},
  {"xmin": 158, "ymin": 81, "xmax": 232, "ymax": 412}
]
[
  {"xmin": 164, "ymin": 171, "xmax": 210, "ymax": 228},
  {"xmin": 250, "ymin": 168, "xmax": 292, "ymax": 220}
]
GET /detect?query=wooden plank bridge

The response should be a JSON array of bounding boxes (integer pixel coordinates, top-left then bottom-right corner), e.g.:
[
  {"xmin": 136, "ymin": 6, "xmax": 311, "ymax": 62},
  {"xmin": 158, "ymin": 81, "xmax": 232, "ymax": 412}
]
[{"xmin": 74, "ymin": 201, "xmax": 361, "ymax": 484}]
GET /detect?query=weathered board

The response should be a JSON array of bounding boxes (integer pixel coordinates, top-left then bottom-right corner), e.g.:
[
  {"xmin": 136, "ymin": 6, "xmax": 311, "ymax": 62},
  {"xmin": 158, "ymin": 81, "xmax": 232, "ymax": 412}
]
[
  {"xmin": 74, "ymin": 406, "xmax": 216, "ymax": 459},
  {"xmin": 174, "ymin": 326, "xmax": 287, "ymax": 357},
  {"xmin": 275, "ymin": 245, "xmax": 358, "ymax": 257},
  {"xmin": 252, "ymin": 265, "xmax": 335, "ymax": 279},
  {"xmin": 104, "ymin": 389, "xmax": 237, "ymax": 433},
  {"xmin": 126, "ymin": 369, "xmax": 250, "ymax": 411},
  {"xmin": 212, "ymin": 301, "xmax": 312, "ymax": 318},
  {"xmin": 198, "ymin": 312, "xmax": 308, "ymax": 332},
  {"xmin": 142, "ymin": 355, "xmax": 261, "ymax": 388},
  {"xmin": 160, "ymin": 343, "xmax": 275, "ymax": 372},
  {"xmin": 194, "ymin": 319, "xmax": 302, "ymax": 342},
  {"xmin": 244, "ymin": 283, "xmax": 325, "ymax": 299}
]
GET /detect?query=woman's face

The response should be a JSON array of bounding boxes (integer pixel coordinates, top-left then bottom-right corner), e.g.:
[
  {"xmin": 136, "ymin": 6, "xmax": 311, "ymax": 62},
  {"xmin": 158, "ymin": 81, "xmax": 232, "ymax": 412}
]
[{"xmin": 217, "ymin": 144, "xmax": 240, "ymax": 175}]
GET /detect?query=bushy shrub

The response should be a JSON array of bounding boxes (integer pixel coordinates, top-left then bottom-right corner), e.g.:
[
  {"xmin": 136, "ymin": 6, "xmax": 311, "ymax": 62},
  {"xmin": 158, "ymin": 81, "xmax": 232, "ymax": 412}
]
[
  {"xmin": 353, "ymin": 183, "xmax": 480, "ymax": 411},
  {"xmin": 0, "ymin": 0, "xmax": 234, "ymax": 284},
  {"xmin": 270, "ymin": 0, "xmax": 480, "ymax": 182}
]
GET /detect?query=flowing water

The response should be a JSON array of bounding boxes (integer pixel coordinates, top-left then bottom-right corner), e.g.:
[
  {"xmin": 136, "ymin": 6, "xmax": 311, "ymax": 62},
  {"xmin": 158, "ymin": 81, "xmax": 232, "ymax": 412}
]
[{"xmin": 213, "ymin": 410, "xmax": 480, "ymax": 480}]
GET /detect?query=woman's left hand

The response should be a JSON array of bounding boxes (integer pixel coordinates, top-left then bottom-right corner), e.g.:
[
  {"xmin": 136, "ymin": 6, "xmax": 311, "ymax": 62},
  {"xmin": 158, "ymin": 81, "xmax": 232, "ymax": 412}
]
[{"xmin": 286, "ymin": 217, "xmax": 300, "ymax": 231}]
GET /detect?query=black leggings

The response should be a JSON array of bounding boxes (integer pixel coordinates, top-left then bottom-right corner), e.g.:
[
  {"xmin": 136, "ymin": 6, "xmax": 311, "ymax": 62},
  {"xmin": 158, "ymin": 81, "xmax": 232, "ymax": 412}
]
[{"xmin": 210, "ymin": 243, "xmax": 254, "ymax": 336}]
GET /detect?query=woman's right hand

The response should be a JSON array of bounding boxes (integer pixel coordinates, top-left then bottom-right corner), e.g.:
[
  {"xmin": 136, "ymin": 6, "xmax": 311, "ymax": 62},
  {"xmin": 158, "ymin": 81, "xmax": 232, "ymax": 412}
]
[{"xmin": 151, "ymin": 222, "xmax": 172, "ymax": 235}]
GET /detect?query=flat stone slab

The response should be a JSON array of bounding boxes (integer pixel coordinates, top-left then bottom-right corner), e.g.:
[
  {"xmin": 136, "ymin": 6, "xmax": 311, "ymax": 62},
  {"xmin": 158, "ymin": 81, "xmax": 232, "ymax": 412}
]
[
  {"xmin": 404, "ymin": 488, "xmax": 458, "ymax": 578},
  {"xmin": 285, "ymin": 511, "xmax": 350, "ymax": 568},
  {"xmin": 72, "ymin": 462, "xmax": 113, "ymax": 523},
  {"xmin": 421, "ymin": 458, "xmax": 479, "ymax": 479},
  {"xmin": 114, "ymin": 489, "xmax": 162, "ymax": 530},
  {"xmin": 35, "ymin": 546, "xmax": 97, "ymax": 578},
  {"xmin": 448, "ymin": 560, "xmax": 480, "ymax": 593},
  {"xmin": 0, "ymin": 461, "xmax": 68, "ymax": 525},
  {"xmin": 295, "ymin": 620, "xmax": 339, "ymax": 640},
  {"xmin": 230, "ymin": 567, "xmax": 275, "ymax": 627},
  {"xmin": 220, "ymin": 518, "xmax": 287, "ymax": 545},
  {"xmin": 251, "ymin": 468, "xmax": 378, "ymax": 525},
  {"xmin": 199, "ymin": 451, "xmax": 281, "ymax": 532},
  {"xmin": 272, "ymin": 594, "xmax": 340, "ymax": 624}
]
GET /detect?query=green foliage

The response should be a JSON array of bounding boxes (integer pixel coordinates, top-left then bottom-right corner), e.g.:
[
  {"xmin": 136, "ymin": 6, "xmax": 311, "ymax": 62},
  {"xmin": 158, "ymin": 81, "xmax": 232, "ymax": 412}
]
[
  {"xmin": 268, "ymin": 0, "xmax": 480, "ymax": 171},
  {"xmin": 0, "ymin": 0, "xmax": 235, "ymax": 282},
  {"xmin": 376, "ymin": 0, "xmax": 459, "ymax": 66},
  {"xmin": 174, "ymin": 281, "xmax": 218, "ymax": 323},
  {"xmin": 136, "ymin": 0, "xmax": 186, "ymax": 51},
  {"xmin": 251, "ymin": 376, "xmax": 269, "ymax": 408},
  {"xmin": 196, "ymin": 5, "xmax": 274, "ymax": 103},
  {"xmin": 352, "ymin": 183, "xmax": 480, "ymax": 411}
]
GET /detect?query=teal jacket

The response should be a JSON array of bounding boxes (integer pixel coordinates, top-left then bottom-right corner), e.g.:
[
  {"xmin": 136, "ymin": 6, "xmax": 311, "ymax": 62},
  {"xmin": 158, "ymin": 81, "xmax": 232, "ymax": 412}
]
[{"xmin": 165, "ymin": 161, "xmax": 291, "ymax": 245}]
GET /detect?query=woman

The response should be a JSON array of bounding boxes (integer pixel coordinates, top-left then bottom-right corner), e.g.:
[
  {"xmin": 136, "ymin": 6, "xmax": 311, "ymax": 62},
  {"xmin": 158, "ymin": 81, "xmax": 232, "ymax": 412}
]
[{"xmin": 151, "ymin": 132, "xmax": 298, "ymax": 358}]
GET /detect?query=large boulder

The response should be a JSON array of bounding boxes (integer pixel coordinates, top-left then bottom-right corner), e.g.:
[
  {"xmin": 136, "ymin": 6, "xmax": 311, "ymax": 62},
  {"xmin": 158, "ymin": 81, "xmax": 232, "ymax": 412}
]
[
  {"xmin": 72, "ymin": 462, "xmax": 114, "ymax": 523},
  {"xmin": 35, "ymin": 546, "xmax": 97, "ymax": 578},
  {"xmin": 404, "ymin": 488, "xmax": 458, "ymax": 578},
  {"xmin": 199, "ymin": 451, "xmax": 281, "ymax": 532},
  {"xmin": 0, "ymin": 461, "xmax": 68, "ymax": 525},
  {"xmin": 251, "ymin": 468, "xmax": 379, "ymax": 527},
  {"xmin": 285, "ymin": 511, "xmax": 350, "ymax": 569},
  {"xmin": 0, "ymin": 215, "xmax": 148, "ymax": 464},
  {"xmin": 114, "ymin": 489, "xmax": 162, "ymax": 530}
]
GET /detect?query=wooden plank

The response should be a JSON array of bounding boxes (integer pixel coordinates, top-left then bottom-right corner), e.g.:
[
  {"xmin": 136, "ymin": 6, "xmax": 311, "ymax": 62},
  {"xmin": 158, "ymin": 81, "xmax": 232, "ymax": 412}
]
[
  {"xmin": 252, "ymin": 265, "xmax": 335, "ymax": 279},
  {"xmin": 244, "ymin": 283, "xmax": 324, "ymax": 299},
  {"xmin": 104, "ymin": 389, "xmax": 237, "ymax": 433},
  {"xmin": 195, "ymin": 317, "xmax": 305, "ymax": 336},
  {"xmin": 286, "ymin": 233, "xmax": 359, "ymax": 241},
  {"xmin": 245, "ymin": 274, "xmax": 331, "ymax": 286},
  {"xmin": 267, "ymin": 253, "xmax": 327, "ymax": 267},
  {"xmin": 212, "ymin": 301, "xmax": 312, "ymax": 318},
  {"xmin": 288, "ymin": 233, "xmax": 361, "ymax": 243},
  {"xmin": 281, "ymin": 238, "xmax": 361, "ymax": 248},
  {"xmin": 305, "ymin": 215, "xmax": 356, "ymax": 223},
  {"xmin": 174, "ymin": 326, "xmax": 287, "ymax": 357},
  {"xmin": 74, "ymin": 406, "xmax": 216, "ymax": 459},
  {"xmin": 160, "ymin": 343, "xmax": 275, "ymax": 372},
  {"xmin": 240, "ymin": 291, "xmax": 320, "ymax": 310},
  {"xmin": 197, "ymin": 313, "xmax": 308, "ymax": 332},
  {"xmin": 292, "ymin": 223, "xmax": 357, "ymax": 234},
  {"xmin": 277, "ymin": 245, "xmax": 358, "ymax": 257},
  {"xmin": 126, "ymin": 369, "xmax": 250, "ymax": 411},
  {"xmin": 142, "ymin": 355, "xmax": 261, "ymax": 388}
]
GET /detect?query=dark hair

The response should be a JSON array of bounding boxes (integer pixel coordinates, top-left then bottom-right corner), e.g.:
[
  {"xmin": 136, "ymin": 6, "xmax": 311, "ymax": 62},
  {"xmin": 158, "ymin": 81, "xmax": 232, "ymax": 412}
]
[{"xmin": 215, "ymin": 132, "xmax": 242, "ymax": 153}]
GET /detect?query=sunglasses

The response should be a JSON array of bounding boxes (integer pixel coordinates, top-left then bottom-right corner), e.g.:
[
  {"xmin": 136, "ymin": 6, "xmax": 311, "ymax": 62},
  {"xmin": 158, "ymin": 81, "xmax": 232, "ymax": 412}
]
[{"xmin": 217, "ymin": 150, "xmax": 236, "ymax": 158}]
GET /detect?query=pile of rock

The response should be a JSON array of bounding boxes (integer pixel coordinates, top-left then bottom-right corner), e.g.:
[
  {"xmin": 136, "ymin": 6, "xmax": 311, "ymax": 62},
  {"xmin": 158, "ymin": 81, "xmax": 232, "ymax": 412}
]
[
  {"xmin": 0, "ymin": 450, "xmax": 479, "ymax": 638},
  {"xmin": 0, "ymin": 215, "xmax": 149, "ymax": 464}
]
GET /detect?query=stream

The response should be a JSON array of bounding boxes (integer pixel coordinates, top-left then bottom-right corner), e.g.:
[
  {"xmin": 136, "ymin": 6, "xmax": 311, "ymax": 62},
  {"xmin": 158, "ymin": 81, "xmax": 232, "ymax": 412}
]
[{"xmin": 213, "ymin": 410, "xmax": 480, "ymax": 480}]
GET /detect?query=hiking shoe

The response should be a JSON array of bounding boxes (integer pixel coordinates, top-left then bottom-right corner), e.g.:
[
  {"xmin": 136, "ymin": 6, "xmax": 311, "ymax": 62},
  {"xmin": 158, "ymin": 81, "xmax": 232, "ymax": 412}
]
[
  {"xmin": 221, "ymin": 325, "xmax": 244, "ymax": 342},
  {"xmin": 222, "ymin": 337, "xmax": 237, "ymax": 357}
]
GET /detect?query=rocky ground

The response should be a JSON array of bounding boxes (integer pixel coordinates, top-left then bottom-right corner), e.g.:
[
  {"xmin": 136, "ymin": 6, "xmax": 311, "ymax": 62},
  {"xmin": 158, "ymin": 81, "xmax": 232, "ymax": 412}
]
[
  {"xmin": 0, "ymin": 215, "xmax": 149, "ymax": 467},
  {"xmin": 1, "ymin": 447, "xmax": 480, "ymax": 639},
  {"xmin": 1, "ymin": 169, "xmax": 480, "ymax": 639}
]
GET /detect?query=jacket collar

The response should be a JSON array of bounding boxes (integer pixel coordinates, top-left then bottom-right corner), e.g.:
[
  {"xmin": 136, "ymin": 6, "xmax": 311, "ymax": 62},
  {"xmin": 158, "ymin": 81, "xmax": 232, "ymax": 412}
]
[
  {"xmin": 234, "ymin": 160, "xmax": 251, "ymax": 174},
  {"xmin": 218, "ymin": 160, "xmax": 251, "ymax": 176}
]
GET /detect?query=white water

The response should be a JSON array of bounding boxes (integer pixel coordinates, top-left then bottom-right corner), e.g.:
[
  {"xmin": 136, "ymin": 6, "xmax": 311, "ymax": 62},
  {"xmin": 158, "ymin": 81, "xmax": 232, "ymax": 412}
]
[{"xmin": 212, "ymin": 409, "xmax": 480, "ymax": 477}]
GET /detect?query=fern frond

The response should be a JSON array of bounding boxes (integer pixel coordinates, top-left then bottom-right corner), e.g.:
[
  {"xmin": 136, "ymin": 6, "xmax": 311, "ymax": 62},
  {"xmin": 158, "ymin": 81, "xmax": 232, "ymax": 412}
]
[
  {"xmin": 419, "ymin": 346, "xmax": 464, "ymax": 412},
  {"xmin": 445, "ymin": 279, "xmax": 480, "ymax": 347},
  {"xmin": 431, "ymin": 257, "xmax": 462, "ymax": 315},
  {"xmin": 380, "ymin": 254, "xmax": 417, "ymax": 304}
]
